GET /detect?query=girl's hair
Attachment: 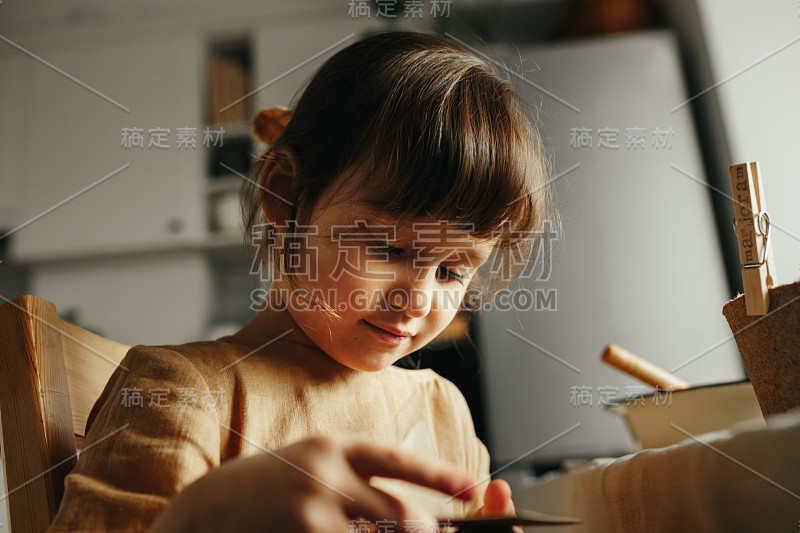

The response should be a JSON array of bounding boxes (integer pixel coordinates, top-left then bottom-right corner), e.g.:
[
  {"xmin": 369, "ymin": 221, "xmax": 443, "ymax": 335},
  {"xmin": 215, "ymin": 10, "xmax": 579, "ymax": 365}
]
[{"xmin": 242, "ymin": 31, "xmax": 557, "ymax": 310}]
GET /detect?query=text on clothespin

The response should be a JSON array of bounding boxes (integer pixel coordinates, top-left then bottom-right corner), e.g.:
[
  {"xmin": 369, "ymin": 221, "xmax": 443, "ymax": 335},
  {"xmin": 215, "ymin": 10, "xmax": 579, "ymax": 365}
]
[{"xmin": 729, "ymin": 161, "xmax": 776, "ymax": 315}]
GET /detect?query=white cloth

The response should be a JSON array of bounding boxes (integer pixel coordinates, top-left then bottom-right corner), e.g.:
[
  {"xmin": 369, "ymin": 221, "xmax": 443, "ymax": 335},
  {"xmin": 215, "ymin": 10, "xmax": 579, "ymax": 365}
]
[{"xmin": 518, "ymin": 409, "xmax": 800, "ymax": 532}]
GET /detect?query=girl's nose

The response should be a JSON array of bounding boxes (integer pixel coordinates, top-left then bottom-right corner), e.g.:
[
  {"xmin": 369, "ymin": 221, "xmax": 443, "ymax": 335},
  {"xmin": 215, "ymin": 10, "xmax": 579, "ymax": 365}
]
[{"xmin": 388, "ymin": 268, "xmax": 434, "ymax": 319}]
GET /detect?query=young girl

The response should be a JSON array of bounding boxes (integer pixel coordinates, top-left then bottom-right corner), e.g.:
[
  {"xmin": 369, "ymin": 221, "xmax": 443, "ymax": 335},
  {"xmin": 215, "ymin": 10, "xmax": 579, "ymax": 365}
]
[{"xmin": 49, "ymin": 31, "xmax": 554, "ymax": 532}]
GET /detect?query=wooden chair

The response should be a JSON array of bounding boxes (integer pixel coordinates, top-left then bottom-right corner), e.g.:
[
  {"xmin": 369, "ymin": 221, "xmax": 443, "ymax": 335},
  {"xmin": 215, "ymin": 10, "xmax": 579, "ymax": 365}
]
[{"xmin": 0, "ymin": 295, "xmax": 130, "ymax": 532}]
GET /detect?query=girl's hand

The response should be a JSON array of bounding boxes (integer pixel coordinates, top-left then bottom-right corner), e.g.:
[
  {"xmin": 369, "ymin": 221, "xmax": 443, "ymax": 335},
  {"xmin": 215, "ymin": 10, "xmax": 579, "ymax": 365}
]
[
  {"xmin": 473, "ymin": 478, "xmax": 517, "ymax": 517},
  {"xmin": 472, "ymin": 479, "xmax": 523, "ymax": 533},
  {"xmin": 149, "ymin": 435, "xmax": 481, "ymax": 533}
]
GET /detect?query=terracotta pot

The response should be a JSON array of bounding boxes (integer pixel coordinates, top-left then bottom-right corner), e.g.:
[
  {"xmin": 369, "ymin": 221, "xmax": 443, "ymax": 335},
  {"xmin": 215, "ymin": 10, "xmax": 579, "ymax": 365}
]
[{"xmin": 723, "ymin": 280, "xmax": 800, "ymax": 417}]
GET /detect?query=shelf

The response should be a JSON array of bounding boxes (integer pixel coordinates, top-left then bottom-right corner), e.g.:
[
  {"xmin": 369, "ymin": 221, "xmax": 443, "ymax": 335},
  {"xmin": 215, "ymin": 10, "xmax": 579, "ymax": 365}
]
[
  {"xmin": 5, "ymin": 232, "xmax": 251, "ymax": 265},
  {"xmin": 207, "ymin": 175, "xmax": 244, "ymax": 195},
  {"xmin": 203, "ymin": 232, "xmax": 245, "ymax": 251},
  {"xmin": 204, "ymin": 36, "xmax": 255, "ymax": 242},
  {"xmin": 206, "ymin": 36, "xmax": 253, "ymax": 129}
]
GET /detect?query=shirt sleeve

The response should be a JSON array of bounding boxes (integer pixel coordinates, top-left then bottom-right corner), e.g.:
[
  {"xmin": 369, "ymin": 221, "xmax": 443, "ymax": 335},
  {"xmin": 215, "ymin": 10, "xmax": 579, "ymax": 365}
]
[
  {"xmin": 49, "ymin": 345, "xmax": 222, "ymax": 533},
  {"xmin": 459, "ymin": 404, "xmax": 491, "ymax": 517},
  {"xmin": 428, "ymin": 373, "xmax": 491, "ymax": 517},
  {"xmin": 466, "ymin": 433, "xmax": 491, "ymax": 515}
]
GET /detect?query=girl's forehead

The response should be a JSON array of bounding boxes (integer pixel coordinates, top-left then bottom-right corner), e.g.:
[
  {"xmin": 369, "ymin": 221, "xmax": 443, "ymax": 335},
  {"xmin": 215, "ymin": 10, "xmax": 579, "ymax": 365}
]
[
  {"xmin": 319, "ymin": 201, "xmax": 496, "ymax": 259},
  {"xmin": 322, "ymin": 201, "xmax": 452, "ymax": 237}
]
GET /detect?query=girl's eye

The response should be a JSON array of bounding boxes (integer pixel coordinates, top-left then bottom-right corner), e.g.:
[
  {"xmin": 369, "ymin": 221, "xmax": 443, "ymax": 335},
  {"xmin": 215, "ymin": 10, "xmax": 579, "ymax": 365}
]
[
  {"xmin": 371, "ymin": 242, "xmax": 464, "ymax": 285},
  {"xmin": 437, "ymin": 265, "xmax": 465, "ymax": 284}
]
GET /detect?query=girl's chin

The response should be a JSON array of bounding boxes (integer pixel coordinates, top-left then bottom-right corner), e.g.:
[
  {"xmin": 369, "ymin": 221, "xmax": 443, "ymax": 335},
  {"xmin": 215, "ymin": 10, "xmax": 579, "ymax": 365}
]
[{"xmin": 328, "ymin": 350, "xmax": 407, "ymax": 372}]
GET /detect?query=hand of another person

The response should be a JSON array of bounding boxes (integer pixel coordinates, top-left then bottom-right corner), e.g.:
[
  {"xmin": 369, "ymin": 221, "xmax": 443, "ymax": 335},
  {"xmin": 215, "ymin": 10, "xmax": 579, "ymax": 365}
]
[{"xmin": 150, "ymin": 435, "xmax": 481, "ymax": 533}]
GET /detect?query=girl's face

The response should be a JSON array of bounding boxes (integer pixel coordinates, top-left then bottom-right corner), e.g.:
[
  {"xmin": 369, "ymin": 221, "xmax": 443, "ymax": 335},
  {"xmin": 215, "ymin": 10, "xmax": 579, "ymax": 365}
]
[{"xmin": 276, "ymin": 193, "xmax": 495, "ymax": 372}]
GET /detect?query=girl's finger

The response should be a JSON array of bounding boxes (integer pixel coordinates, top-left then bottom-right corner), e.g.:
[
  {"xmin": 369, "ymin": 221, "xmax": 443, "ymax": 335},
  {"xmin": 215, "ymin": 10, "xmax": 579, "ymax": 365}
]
[
  {"xmin": 343, "ymin": 482, "xmax": 437, "ymax": 531},
  {"xmin": 482, "ymin": 479, "xmax": 515, "ymax": 516},
  {"xmin": 343, "ymin": 440, "xmax": 480, "ymax": 501}
]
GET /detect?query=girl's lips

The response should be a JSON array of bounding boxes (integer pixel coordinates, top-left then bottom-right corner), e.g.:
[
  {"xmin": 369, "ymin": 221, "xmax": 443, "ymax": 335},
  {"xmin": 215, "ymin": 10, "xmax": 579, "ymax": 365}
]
[
  {"xmin": 365, "ymin": 321, "xmax": 414, "ymax": 337},
  {"xmin": 361, "ymin": 320, "xmax": 413, "ymax": 345}
]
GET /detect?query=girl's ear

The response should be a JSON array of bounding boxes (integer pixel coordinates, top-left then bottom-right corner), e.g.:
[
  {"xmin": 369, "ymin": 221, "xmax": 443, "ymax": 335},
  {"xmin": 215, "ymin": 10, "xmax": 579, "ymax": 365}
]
[{"xmin": 259, "ymin": 150, "xmax": 298, "ymax": 227}]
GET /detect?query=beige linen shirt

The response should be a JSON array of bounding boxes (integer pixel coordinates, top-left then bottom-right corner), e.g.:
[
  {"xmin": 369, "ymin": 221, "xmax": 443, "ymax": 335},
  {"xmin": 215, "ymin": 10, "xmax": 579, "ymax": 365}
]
[{"xmin": 49, "ymin": 334, "xmax": 490, "ymax": 531}]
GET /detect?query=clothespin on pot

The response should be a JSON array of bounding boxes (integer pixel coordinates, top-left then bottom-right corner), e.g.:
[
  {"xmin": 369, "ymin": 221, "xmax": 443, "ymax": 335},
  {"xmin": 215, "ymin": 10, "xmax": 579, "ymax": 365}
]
[{"xmin": 729, "ymin": 162, "xmax": 776, "ymax": 315}]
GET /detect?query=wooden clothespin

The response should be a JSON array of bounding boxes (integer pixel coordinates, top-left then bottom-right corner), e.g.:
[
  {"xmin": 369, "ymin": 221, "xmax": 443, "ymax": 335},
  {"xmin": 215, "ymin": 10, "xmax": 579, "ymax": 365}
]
[{"xmin": 729, "ymin": 162, "xmax": 776, "ymax": 315}]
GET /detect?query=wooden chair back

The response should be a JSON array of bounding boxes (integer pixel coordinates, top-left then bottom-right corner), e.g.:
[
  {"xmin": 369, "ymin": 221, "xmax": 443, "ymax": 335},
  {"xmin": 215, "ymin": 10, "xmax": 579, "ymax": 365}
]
[{"xmin": 0, "ymin": 294, "xmax": 130, "ymax": 532}]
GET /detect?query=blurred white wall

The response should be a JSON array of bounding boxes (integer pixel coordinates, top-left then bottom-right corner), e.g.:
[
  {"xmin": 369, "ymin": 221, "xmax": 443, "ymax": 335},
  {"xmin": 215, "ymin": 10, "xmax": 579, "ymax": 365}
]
[
  {"xmin": 30, "ymin": 252, "xmax": 213, "ymax": 346},
  {"xmin": 479, "ymin": 31, "xmax": 745, "ymax": 466},
  {"xmin": 694, "ymin": 0, "xmax": 800, "ymax": 285}
]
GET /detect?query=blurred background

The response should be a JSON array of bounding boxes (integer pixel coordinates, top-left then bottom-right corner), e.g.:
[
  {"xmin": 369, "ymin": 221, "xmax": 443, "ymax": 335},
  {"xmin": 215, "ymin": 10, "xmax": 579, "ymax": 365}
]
[{"xmin": 1, "ymin": 0, "xmax": 798, "ymax": 495}]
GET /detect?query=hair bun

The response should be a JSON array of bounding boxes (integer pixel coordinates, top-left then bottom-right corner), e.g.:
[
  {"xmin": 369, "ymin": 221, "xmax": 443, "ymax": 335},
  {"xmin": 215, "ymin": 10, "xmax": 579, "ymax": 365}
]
[{"xmin": 252, "ymin": 106, "xmax": 292, "ymax": 145}]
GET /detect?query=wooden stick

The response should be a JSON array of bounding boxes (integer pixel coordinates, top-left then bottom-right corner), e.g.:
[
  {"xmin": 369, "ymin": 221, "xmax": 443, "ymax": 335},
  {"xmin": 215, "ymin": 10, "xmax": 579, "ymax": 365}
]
[
  {"xmin": 601, "ymin": 344, "xmax": 690, "ymax": 390},
  {"xmin": 729, "ymin": 161, "xmax": 775, "ymax": 315}
]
